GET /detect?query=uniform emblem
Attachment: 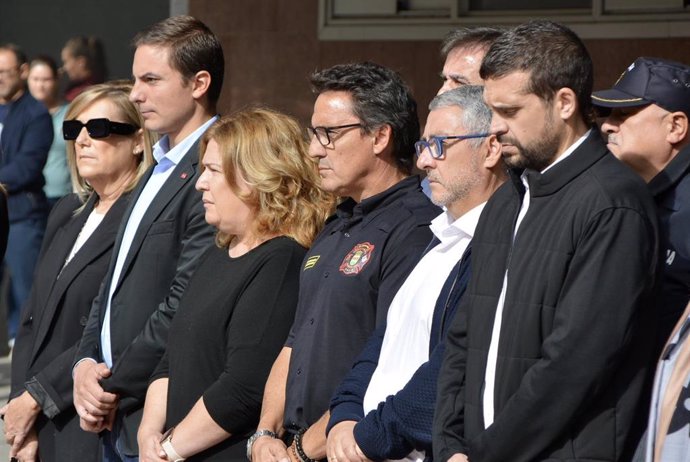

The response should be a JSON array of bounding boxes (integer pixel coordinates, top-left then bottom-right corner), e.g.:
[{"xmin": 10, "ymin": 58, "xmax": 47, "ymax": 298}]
[
  {"xmin": 339, "ymin": 242, "xmax": 375, "ymax": 275},
  {"xmin": 304, "ymin": 255, "xmax": 320, "ymax": 270}
]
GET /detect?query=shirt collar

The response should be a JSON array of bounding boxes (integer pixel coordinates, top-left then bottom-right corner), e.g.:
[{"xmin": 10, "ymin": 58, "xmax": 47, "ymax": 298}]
[
  {"xmin": 649, "ymin": 143, "xmax": 690, "ymax": 198},
  {"xmin": 541, "ymin": 129, "xmax": 591, "ymax": 174},
  {"xmin": 430, "ymin": 201, "xmax": 485, "ymax": 245},
  {"xmin": 335, "ymin": 176, "xmax": 422, "ymax": 220},
  {"xmin": 152, "ymin": 115, "xmax": 219, "ymax": 165}
]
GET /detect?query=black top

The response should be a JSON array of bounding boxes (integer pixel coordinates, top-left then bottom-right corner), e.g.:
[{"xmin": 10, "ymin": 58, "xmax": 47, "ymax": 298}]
[
  {"xmin": 433, "ymin": 130, "xmax": 659, "ymax": 462},
  {"xmin": 648, "ymin": 143, "xmax": 690, "ymax": 345},
  {"xmin": 153, "ymin": 236, "xmax": 306, "ymax": 461},
  {"xmin": 284, "ymin": 176, "xmax": 439, "ymax": 431}
]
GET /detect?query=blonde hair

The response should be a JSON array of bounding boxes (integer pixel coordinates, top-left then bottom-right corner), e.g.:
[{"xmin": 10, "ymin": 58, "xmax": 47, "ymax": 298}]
[
  {"xmin": 65, "ymin": 80, "xmax": 155, "ymax": 202},
  {"xmin": 199, "ymin": 108, "xmax": 334, "ymax": 248}
]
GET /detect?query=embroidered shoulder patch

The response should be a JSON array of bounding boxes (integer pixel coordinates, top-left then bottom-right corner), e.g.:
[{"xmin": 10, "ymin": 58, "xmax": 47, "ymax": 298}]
[{"xmin": 339, "ymin": 242, "xmax": 375, "ymax": 275}]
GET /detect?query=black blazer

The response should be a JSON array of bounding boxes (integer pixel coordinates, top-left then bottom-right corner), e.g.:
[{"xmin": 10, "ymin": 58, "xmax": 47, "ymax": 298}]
[
  {"xmin": 75, "ymin": 139, "xmax": 215, "ymax": 455},
  {"xmin": 10, "ymin": 192, "xmax": 130, "ymax": 460}
]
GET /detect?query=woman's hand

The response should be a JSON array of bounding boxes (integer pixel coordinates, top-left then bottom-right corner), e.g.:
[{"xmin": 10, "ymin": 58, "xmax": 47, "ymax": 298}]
[
  {"xmin": 1, "ymin": 391, "xmax": 41, "ymax": 453},
  {"xmin": 138, "ymin": 426, "xmax": 167, "ymax": 462}
]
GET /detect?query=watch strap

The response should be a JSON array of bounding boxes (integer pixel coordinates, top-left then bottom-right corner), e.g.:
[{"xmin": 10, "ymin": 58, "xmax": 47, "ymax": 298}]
[
  {"xmin": 161, "ymin": 429, "xmax": 186, "ymax": 462},
  {"xmin": 246, "ymin": 429, "xmax": 278, "ymax": 461}
]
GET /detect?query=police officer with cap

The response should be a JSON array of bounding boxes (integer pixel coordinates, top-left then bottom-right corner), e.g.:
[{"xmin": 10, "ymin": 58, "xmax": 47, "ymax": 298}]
[
  {"xmin": 594, "ymin": 59, "xmax": 690, "ymax": 461},
  {"xmin": 593, "ymin": 57, "xmax": 690, "ymax": 347}
]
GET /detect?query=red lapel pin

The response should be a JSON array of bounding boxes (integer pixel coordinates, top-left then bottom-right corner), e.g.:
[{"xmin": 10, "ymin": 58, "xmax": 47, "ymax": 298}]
[{"xmin": 180, "ymin": 172, "xmax": 188, "ymax": 179}]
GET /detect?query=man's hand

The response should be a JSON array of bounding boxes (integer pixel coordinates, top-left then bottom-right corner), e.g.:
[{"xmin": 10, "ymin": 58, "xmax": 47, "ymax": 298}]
[
  {"xmin": 448, "ymin": 453, "xmax": 469, "ymax": 462},
  {"xmin": 10, "ymin": 427, "xmax": 38, "ymax": 462},
  {"xmin": 252, "ymin": 434, "xmax": 290, "ymax": 462},
  {"xmin": 1, "ymin": 391, "xmax": 40, "ymax": 452},
  {"xmin": 73, "ymin": 360, "xmax": 119, "ymax": 431},
  {"xmin": 138, "ymin": 426, "xmax": 167, "ymax": 462},
  {"xmin": 326, "ymin": 421, "xmax": 370, "ymax": 462}
]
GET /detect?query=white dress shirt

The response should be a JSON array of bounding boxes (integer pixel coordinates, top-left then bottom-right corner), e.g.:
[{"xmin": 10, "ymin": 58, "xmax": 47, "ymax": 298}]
[{"xmin": 363, "ymin": 203, "xmax": 485, "ymax": 462}]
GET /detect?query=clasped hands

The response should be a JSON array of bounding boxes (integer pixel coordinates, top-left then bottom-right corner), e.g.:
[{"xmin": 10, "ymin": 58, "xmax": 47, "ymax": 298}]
[
  {"xmin": 72, "ymin": 360, "xmax": 119, "ymax": 433},
  {"xmin": 0, "ymin": 391, "xmax": 40, "ymax": 460}
]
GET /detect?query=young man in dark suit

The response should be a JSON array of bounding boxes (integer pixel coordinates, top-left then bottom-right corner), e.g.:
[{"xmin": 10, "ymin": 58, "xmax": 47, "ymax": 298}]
[{"xmin": 72, "ymin": 15, "xmax": 223, "ymax": 461}]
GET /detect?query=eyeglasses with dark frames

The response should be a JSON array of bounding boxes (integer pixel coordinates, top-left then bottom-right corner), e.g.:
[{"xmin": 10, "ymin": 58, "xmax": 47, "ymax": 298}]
[
  {"xmin": 306, "ymin": 123, "xmax": 363, "ymax": 147},
  {"xmin": 415, "ymin": 134, "xmax": 490, "ymax": 159},
  {"xmin": 63, "ymin": 118, "xmax": 139, "ymax": 141}
]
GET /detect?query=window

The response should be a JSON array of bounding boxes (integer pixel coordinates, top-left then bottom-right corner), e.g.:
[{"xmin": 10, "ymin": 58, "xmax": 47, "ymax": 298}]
[{"xmin": 319, "ymin": 0, "xmax": 690, "ymax": 40}]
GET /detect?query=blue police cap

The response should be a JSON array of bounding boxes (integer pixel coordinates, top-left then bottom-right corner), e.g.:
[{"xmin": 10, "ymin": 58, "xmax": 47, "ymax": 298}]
[{"xmin": 592, "ymin": 57, "xmax": 690, "ymax": 116}]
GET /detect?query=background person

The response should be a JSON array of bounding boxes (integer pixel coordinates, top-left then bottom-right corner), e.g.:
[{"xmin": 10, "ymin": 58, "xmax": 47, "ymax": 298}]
[
  {"xmin": 137, "ymin": 108, "xmax": 333, "ymax": 462},
  {"xmin": 28, "ymin": 55, "xmax": 71, "ymax": 208},
  {"xmin": 0, "ymin": 43, "xmax": 53, "ymax": 348},
  {"xmin": 61, "ymin": 35, "xmax": 106, "ymax": 102},
  {"xmin": 593, "ymin": 57, "xmax": 690, "ymax": 347},
  {"xmin": 2, "ymin": 81, "xmax": 154, "ymax": 462},
  {"xmin": 437, "ymin": 27, "xmax": 503, "ymax": 94},
  {"xmin": 592, "ymin": 57, "xmax": 690, "ymax": 462}
]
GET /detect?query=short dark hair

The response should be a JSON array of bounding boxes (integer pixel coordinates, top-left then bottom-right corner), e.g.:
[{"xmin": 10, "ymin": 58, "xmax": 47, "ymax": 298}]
[
  {"xmin": 310, "ymin": 62, "xmax": 419, "ymax": 174},
  {"xmin": 480, "ymin": 20, "xmax": 593, "ymax": 124},
  {"xmin": 133, "ymin": 15, "xmax": 224, "ymax": 106},
  {"xmin": 441, "ymin": 27, "xmax": 503, "ymax": 59},
  {"xmin": 0, "ymin": 43, "xmax": 27, "ymax": 67}
]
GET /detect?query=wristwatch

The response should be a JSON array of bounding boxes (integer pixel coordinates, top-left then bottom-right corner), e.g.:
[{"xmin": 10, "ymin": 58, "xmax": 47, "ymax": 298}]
[
  {"xmin": 161, "ymin": 427, "xmax": 186, "ymax": 462},
  {"xmin": 246, "ymin": 429, "xmax": 278, "ymax": 461}
]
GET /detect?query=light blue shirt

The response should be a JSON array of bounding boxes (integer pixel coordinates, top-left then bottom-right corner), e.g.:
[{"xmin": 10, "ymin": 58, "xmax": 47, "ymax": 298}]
[{"xmin": 100, "ymin": 116, "xmax": 218, "ymax": 368}]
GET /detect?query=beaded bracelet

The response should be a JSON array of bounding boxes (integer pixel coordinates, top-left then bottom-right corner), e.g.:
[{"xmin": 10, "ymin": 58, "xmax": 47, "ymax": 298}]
[{"xmin": 293, "ymin": 428, "xmax": 318, "ymax": 462}]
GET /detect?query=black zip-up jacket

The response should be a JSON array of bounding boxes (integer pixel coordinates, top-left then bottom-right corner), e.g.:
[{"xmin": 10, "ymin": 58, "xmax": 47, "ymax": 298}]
[{"xmin": 434, "ymin": 130, "xmax": 660, "ymax": 462}]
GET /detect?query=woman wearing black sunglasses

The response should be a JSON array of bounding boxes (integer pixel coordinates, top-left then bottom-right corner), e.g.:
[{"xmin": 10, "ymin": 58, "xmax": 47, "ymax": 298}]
[{"xmin": 2, "ymin": 81, "xmax": 154, "ymax": 462}]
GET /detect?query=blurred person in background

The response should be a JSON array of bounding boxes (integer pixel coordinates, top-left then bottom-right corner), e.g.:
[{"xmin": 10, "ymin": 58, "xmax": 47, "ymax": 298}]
[
  {"xmin": 2, "ymin": 81, "xmax": 154, "ymax": 462},
  {"xmin": 28, "ymin": 55, "xmax": 71, "ymax": 208},
  {"xmin": 61, "ymin": 35, "xmax": 106, "ymax": 102},
  {"xmin": 0, "ymin": 43, "xmax": 52, "ymax": 349}
]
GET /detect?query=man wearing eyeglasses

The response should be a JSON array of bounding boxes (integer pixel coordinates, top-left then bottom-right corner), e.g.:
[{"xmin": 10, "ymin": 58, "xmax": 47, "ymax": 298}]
[
  {"xmin": 249, "ymin": 62, "xmax": 438, "ymax": 462},
  {"xmin": 0, "ymin": 44, "xmax": 52, "ymax": 350},
  {"xmin": 326, "ymin": 84, "xmax": 506, "ymax": 462}
]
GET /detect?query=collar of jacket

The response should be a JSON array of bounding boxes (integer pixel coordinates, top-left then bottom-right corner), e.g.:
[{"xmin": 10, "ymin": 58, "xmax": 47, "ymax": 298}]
[
  {"xmin": 648, "ymin": 143, "xmax": 690, "ymax": 198},
  {"xmin": 507, "ymin": 129, "xmax": 607, "ymax": 198},
  {"xmin": 330, "ymin": 175, "xmax": 422, "ymax": 225}
]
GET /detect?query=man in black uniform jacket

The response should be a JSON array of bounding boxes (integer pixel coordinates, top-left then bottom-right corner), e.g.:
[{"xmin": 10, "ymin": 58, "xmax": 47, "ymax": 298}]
[{"xmin": 249, "ymin": 62, "xmax": 439, "ymax": 462}]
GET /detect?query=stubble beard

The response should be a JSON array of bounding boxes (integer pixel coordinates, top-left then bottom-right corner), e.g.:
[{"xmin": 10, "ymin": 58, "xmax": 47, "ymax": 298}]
[{"xmin": 503, "ymin": 111, "xmax": 561, "ymax": 172}]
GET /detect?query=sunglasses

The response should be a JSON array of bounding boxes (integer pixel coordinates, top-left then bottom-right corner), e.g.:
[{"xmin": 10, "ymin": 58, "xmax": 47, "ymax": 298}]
[{"xmin": 63, "ymin": 118, "xmax": 138, "ymax": 140}]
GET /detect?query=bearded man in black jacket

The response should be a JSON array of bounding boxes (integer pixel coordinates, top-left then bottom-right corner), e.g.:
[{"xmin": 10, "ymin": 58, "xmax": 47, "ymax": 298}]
[{"xmin": 433, "ymin": 20, "xmax": 660, "ymax": 462}]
